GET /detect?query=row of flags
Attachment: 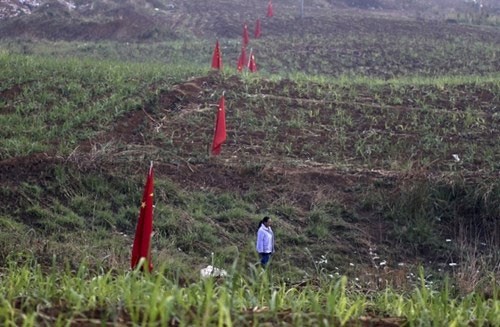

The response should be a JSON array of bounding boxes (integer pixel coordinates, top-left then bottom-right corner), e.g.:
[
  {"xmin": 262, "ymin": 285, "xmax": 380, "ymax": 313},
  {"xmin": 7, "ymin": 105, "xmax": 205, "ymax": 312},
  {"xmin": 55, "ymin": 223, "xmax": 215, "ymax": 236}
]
[
  {"xmin": 211, "ymin": 23, "xmax": 259, "ymax": 72},
  {"xmin": 130, "ymin": 1, "xmax": 276, "ymax": 272},
  {"xmin": 243, "ymin": 19, "xmax": 262, "ymax": 46},
  {"xmin": 211, "ymin": 0, "xmax": 273, "ymax": 72}
]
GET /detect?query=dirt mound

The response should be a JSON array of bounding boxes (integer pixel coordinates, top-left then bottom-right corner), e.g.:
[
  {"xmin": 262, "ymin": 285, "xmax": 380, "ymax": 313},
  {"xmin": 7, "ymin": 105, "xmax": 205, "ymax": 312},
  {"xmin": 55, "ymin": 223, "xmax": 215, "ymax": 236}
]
[
  {"xmin": 341, "ymin": 0, "xmax": 386, "ymax": 9},
  {"xmin": 158, "ymin": 76, "xmax": 214, "ymax": 113},
  {"xmin": 0, "ymin": 0, "xmax": 37, "ymax": 19},
  {"xmin": 0, "ymin": 152, "xmax": 63, "ymax": 187},
  {"xmin": 0, "ymin": 2, "xmax": 173, "ymax": 41},
  {"xmin": 75, "ymin": 73, "xmax": 231, "ymax": 154},
  {"xmin": 1, "ymin": 0, "xmax": 497, "ymax": 42}
]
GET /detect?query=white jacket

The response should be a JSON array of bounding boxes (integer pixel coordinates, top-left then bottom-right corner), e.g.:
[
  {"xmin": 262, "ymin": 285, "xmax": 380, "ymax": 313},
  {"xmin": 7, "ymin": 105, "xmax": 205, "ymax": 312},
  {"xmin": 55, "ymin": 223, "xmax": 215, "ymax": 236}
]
[{"xmin": 256, "ymin": 225, "xmax": 274, "ymax": 254}]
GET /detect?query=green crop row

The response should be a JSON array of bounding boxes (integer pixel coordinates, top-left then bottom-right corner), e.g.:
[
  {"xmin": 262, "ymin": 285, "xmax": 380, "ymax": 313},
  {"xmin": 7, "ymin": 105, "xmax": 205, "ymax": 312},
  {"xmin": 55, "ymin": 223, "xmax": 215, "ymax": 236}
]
[{"xmin": 0, "ymin": 259, "xmax": 498, "ymax": 326}]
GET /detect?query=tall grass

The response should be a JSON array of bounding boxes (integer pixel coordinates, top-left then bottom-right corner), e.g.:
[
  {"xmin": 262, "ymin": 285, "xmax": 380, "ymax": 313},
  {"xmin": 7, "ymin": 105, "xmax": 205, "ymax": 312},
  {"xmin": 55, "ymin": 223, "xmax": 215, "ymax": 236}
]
[{"xmin": 0, "ymin": 259, "xmax": 498, "ymax": 326}]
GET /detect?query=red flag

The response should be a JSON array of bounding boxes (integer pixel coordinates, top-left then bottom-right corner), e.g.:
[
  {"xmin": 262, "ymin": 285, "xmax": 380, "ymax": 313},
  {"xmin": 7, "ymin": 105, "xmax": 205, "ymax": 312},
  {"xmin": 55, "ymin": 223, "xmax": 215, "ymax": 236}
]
[
  {"xmin": 248, "ymin": 50, "xmax": 257, "ymax": 73},
  {"xmin": 131, "ymin": 162, "xmax": 154, "ymax": 272},
  {"xmin": 211, "ymin": 39, "xmax": 222, "ymax": 70},
  {"xmin": 237, "ymin": 46, "xmax": 246, "ymax": 72},
  {"xmin": 267, "ymin": 1, "xmax": 274, "ymax": 17},
  {"xmin": 254, "ymin": 19, "xmax": 261, "ymax": 38},
  {"xmin": 211, "ymin": 96, "xmax": 227, "ymax": 155},
  {"xmin": 242, "ymin": 24, "xmax": 249, "ymax": 47}
]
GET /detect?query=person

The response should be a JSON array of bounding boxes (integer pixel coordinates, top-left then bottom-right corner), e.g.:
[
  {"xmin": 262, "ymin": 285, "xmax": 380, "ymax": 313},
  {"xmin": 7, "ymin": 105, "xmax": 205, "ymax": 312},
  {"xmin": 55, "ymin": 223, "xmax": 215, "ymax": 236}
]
[{"xmin": 256, "ymin": 216, "xmax": 275, "ymax": 267}]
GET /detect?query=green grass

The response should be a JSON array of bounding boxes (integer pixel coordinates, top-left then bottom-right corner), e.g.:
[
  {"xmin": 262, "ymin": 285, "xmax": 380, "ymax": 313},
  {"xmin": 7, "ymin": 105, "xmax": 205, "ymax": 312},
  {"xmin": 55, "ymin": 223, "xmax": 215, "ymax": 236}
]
[
  {"xmin": 4, "ymin": 50, "xmax": 497, "ymax": 170},
  {"xmin": 1, "ymin": 51, "xmax": 498, "ymax": 274},
  {"xmin": 0, "ymin": 260, "xmax": 498, "ymax": 326},
  {"xmin": 0, "ymin": 51, "xmax": 207, "ymax": 160},
  {"xmin": 1, "ymin": 3, "xmax": 499, "ymax": 324}
]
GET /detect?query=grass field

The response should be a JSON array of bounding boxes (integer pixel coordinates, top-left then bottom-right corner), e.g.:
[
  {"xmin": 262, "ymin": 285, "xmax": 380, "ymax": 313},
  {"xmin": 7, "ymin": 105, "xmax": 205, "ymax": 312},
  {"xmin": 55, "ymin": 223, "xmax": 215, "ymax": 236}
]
[
  {"xmin": 1, "ymin": 261, "xmax": 498, "ymax": 326},
  {"xmin": 0, "ymin": 0, "xmax": 499, "ymax": 325}
]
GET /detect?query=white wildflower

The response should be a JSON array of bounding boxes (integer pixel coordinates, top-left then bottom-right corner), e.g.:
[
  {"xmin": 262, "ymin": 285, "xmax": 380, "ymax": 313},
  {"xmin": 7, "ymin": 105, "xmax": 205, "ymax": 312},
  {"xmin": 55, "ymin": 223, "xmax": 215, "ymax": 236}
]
[{"xmin": 200, "ymin": 265, "xmax": 227, "ymax": 278}]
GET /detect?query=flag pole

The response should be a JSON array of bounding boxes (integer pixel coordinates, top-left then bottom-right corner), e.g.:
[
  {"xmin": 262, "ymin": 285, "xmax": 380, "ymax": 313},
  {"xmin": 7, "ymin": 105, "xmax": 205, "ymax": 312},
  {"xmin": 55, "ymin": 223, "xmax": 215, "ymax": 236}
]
[{"xmin": 247, "ymin": 48, "xmax": 253, "ymax": 68}]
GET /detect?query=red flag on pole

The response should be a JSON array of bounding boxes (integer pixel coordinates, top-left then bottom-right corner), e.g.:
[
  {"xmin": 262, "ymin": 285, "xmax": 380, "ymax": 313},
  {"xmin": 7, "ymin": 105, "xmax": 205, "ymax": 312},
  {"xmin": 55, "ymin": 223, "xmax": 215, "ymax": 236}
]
[
  {"xmin": 211, "ymin": 39, "xmax": 222, "ymax": 70},
  {"xmin": 211, "ymin": 96, "xmax": 227, "ymax": 155},
  {"xmin": 248, "ymin": 50, "xmax": 257, "ymax": 73},
  {"xmin": 131, "ymin": 162, "xmax": 154, "ymax": 272},
  {"xmin": 242, "ymin": 24, "xmax": 249, "ymax": 47},
  {"xmin": 267, "ymin": 0, "xmax": 274, "ymax": 17},
  {"xmin": 237, "ymin": 46, "xmax": 246, "ymax": 72},
  {"xmin": 254, "ymin": 19, "xmax": 261, "ymax": 38}
]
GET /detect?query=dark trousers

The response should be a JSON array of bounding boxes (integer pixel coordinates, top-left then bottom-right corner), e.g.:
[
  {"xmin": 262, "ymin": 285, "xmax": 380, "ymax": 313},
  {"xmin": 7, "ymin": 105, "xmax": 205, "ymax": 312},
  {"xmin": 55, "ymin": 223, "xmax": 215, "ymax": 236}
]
[{"xmin": 259, "ymin": 253, "xmax": 271, "ymax": 266}]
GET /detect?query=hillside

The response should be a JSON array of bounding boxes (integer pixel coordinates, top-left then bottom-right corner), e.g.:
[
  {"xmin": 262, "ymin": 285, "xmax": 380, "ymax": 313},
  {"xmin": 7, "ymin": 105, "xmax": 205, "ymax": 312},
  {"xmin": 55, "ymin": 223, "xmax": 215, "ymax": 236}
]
[
  {"xmin": 0, "ymin": 0, "xmax": 499, "ymax": 325},
  {"xmin": 1, "ymin": 0, "xmax": 500, "ymax": 41},
  {"xmin": 0, "ymin": 0, "xmax": 499, "ymax": 295}
]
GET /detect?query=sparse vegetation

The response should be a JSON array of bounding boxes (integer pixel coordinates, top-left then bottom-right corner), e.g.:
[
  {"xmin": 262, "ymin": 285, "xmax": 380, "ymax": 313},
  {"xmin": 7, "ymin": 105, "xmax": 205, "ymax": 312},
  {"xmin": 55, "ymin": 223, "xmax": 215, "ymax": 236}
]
[{"xmin": 0, "ymin": 0, "xmax": 499, "ymax": 325}]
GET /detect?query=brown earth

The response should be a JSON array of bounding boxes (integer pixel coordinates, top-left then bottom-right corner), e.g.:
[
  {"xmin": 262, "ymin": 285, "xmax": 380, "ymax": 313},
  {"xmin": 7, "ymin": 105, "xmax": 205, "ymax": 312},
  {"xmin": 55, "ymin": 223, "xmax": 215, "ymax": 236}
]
[{"xmin": 0, "ymin": 0, "xmax": 498, "ymax": 42}]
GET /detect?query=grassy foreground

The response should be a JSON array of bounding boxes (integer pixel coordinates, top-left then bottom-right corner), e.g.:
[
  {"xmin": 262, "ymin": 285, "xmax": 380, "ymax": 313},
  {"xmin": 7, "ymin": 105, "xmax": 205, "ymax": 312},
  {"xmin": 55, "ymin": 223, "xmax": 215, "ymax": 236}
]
[{"xmin": 0, "ymin": 259, "xmax": 498, "ymax": 326}]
